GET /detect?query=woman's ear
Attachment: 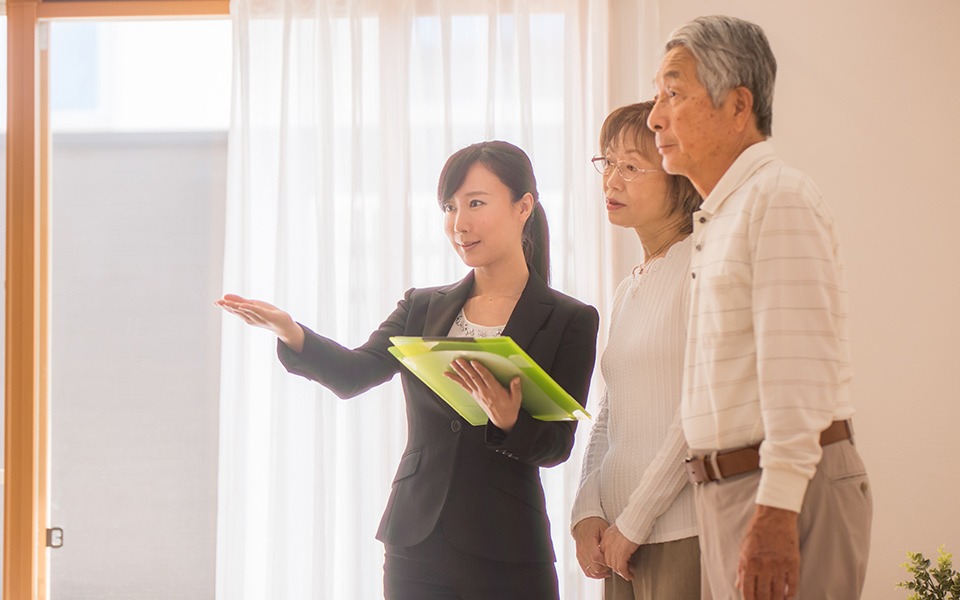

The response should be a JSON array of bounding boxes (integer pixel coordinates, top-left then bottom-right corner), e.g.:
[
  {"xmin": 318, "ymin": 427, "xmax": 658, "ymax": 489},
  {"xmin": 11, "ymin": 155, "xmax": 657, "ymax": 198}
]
[{"xmin": 518, "ymin": 193, "xmax": 535, "ymax": 222}]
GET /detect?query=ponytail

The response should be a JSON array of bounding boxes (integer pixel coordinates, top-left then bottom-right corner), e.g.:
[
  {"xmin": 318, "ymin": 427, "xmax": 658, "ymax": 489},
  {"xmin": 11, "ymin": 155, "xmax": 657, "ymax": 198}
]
[{"xmin": 523, "ymin": 202, "xmax": 550, "ymax": 285}]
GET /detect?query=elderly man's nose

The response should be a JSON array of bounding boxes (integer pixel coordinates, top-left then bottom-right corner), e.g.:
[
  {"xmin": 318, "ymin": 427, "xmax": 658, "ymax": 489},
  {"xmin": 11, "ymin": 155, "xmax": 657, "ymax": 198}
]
[{"xmin": 648, "ymin": 99, "xmax": 666, "ymax": 131}]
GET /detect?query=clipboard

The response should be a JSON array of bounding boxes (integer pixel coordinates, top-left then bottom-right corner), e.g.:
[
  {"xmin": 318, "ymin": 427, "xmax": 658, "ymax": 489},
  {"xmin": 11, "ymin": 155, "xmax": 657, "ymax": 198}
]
[{"xmin": 388, "ymin": 336, "xmax": 591, "ymax": 426}]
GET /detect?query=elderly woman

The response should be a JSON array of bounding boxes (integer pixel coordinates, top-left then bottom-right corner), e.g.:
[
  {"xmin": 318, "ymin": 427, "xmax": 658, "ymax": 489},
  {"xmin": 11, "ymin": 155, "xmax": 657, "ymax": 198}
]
[{"xmin": 571, "ymin": 101, "xmax": 702, "ymax": 600}]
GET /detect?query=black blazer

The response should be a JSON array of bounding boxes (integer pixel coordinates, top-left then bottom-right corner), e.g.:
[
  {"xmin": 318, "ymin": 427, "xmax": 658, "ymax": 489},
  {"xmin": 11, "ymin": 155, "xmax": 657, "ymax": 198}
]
[{"xmin": 278, "ymin": 270, "xmax": 599, "ymax": 563}]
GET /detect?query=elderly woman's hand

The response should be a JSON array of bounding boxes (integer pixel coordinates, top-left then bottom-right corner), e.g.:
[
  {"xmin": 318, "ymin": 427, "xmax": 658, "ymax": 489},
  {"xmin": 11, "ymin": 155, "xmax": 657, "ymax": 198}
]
[
  {"xmin": 599, "ymin": 524, "xmax": 640, "ymax": 581},
  {"xmin": 573, "ymin": 517, "xmax": 612, "ymax": 579}
]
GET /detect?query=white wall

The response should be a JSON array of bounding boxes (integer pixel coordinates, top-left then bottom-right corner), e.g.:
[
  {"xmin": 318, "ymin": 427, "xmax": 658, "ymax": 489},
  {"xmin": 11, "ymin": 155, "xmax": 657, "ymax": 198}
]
[{"xmin": 607, "ymin": 2, "xmax": 960, "ymax": 598}]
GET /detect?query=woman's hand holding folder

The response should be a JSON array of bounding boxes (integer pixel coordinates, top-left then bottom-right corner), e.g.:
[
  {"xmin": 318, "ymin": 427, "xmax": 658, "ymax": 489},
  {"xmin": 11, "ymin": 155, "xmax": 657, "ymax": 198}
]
[{"xmin": 445, "ymin": 359, "xmax": 522, "ymax": 433}]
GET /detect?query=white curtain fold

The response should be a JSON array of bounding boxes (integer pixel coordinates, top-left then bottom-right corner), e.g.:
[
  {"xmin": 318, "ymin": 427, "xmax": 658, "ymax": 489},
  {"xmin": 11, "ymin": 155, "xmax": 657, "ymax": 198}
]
[{"xmin": 218, "ymin": 0, "xmax": 622, "ymax": 597}]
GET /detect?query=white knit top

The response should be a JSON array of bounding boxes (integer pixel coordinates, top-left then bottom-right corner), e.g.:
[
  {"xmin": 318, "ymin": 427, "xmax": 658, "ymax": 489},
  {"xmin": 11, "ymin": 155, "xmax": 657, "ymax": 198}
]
[{"xmin": 571, "ymin": 236, "xmax": 698, "ymax": 545}]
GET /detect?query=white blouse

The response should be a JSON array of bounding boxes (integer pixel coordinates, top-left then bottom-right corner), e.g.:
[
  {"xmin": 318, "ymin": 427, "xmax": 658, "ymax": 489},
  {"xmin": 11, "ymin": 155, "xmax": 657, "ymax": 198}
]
[
  {"xmin": 571, "ymin": 236, "xmax": 698, "ymax": 545},
  {"xmin": 447, "ymin": 309, "xmax": 505, "ymax": 338}
]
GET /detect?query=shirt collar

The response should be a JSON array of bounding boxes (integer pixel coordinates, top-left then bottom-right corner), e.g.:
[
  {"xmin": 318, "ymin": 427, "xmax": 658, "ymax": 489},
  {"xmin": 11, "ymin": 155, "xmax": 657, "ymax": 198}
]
[{"xmin": 699, "ymin": 140, "xmax": 779, "ymax": 216}]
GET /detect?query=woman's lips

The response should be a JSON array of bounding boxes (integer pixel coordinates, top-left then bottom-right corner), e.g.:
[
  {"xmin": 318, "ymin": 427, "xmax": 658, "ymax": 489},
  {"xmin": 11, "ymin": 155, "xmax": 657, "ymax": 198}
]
[{"xmin": 606, "ymin": 198, "xmax": 625, "ymax": 210}]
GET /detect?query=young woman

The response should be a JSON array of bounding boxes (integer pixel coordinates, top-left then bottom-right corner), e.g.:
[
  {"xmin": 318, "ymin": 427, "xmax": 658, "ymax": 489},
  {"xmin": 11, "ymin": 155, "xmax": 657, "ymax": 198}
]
[
  {"xmin": 570, "ymin": 102, "xmax": 702, "ymax": 599},
  {"xmin": 218, "ymin": 141, "xmax": 599, "ymax": 599}
]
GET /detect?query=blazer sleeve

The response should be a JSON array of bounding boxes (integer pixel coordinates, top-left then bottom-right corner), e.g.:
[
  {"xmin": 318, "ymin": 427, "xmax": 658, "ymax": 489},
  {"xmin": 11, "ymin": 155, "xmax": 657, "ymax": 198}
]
[
  {"xmin": 485, "ymin": 301, "xmax": 600, "ymax": 468},
  {"xmin": 277, "ymin": 289, "xmax": 414, "ymax": 398}
]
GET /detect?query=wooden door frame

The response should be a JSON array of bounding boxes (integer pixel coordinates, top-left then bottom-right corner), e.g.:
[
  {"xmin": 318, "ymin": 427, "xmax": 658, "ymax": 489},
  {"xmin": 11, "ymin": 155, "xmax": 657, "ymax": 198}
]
[{"xmin": 4, "ymin": 1, "xmax": 228, "ymax": 597}]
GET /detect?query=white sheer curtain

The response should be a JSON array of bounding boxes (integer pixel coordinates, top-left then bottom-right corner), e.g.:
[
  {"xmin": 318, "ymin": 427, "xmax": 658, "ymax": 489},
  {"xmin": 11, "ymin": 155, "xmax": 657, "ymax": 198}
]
[{"xmin": 218, "ymin": 0, "xmax": 616, "ymax": 598}]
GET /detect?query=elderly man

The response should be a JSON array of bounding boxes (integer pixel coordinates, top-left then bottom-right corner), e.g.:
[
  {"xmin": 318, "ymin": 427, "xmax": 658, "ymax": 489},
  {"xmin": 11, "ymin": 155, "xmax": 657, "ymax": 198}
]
[{"xmin": 648, "ymin": 15, "xmax": 872, "ymax": 600}]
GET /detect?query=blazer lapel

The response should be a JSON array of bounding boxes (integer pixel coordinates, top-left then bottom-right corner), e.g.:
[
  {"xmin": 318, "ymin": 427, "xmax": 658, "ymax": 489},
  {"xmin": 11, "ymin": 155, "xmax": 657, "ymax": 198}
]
[
  {"xmin": 501, "ymin": 270, "xmax": 554, "ymax": 350},
  {"xmin": 421, "ymin": 269, "xmax": 554, "ymax": 345},
  {"xmin": 422, "ymin": 271, "xmax": 475, "ymax": 337}
]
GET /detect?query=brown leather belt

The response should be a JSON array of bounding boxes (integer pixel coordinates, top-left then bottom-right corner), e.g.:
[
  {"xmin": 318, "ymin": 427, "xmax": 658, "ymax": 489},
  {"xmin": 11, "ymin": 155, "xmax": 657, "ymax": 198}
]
[{"xmin": 684, "ymin": 420, "xmax": 853, "ymax": 485}]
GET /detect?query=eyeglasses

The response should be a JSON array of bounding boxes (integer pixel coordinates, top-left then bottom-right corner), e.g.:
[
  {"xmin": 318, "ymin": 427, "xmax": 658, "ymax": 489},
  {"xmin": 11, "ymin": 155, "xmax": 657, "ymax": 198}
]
[{"xmin": 591, "ymin": 155, "xmax": 663, "ymax": 182}]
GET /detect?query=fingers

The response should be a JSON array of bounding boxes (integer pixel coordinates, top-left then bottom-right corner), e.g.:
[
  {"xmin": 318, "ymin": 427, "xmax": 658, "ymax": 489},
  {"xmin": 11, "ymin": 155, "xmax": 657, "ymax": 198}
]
[
  {"xmin": 215, "ymin": 296, "xmax": 293, "ymax": 337},
  {"xmin": 585, "ymin": 542, "xmax": 607, "ymax": 568},
  {"xmin": 224, "ymin": 304, "xmax": 270, "ymax": 327},
  {"xmin": 772, "ymin": 573, "xmax": 789, "ymax": 600},
  {"xmin": 573, "ymin": 518, "xmax": 613, "ymax": 580},
  {"xmin": 599, "ymin": 526, "xmax": 639, "ymax": 582},
  {"xmin": 448, "ymin": 359, "xmax": 481, "ymax": 393},
  {"xmin": 738, "ymin": 570, "xmax": 790, "ymax": 600},
  {"xmin": 580, "ymin": 561, "xmax": 611, "ymax": 579},
  {"xmin": 443, "ymin": 370, "xmax": 470, "ymax": 391},
  {"xmin": 215, "ymin": 301, "xmax": 260, "ymax": 326},
  {"xmin": 602, "ymin": 548, "xmax": 632, "ymax": 581},
  {"xmin": 470, "ymin": 359, "xmax": 495, "ymax": 382},
  {"xmin": 452, "ymin": 359, "xmax": 493, "ymax": 389},
  {"xmin": 447, "ymin": 359, "xmax": 520, "ymax": 431},
  {"xmin": 784, "ymin": 573, "xmax": 798, "ymax": 599},
  {"xmin": 215, "ymin": 296, "xmax": 258, "ymax": 318},
  {"xmin": 447, "ymin": 359, "xmax": 504, "ymax": 394},
  {"xmin": 576, "ymin": 548, "xmax": 611, "ymax": 579},
  {"xmin": 739, "ymin": 572, "xmax": 756, "ymax": 600},
  {"xmin": 509, "ymin": 377, "xmax": 522, "ymax": 402}
]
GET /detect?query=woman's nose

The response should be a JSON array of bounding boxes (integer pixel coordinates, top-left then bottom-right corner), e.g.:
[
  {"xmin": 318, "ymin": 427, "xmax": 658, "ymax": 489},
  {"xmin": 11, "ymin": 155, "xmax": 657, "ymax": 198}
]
[
  {"xmin": 604, "ymin": 169, "xmax": 624, "ymax": 190},
  {"xmin": 453, "ymin": 211, "xmax": 469, "ymax": 233}
]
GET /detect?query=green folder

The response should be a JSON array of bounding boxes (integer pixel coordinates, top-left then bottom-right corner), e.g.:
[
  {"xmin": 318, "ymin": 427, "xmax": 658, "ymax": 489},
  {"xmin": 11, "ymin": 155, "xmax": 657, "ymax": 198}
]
[{"xmin": 388, "ymin": 336, "xmax": 591, "ymax": 427}]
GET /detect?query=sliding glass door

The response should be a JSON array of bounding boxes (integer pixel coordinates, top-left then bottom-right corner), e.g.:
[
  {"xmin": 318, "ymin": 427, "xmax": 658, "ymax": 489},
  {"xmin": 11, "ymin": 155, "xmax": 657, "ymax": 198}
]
[{"xmin": 46, "ymin": 19, "xmax": 229, "ymax": 598}]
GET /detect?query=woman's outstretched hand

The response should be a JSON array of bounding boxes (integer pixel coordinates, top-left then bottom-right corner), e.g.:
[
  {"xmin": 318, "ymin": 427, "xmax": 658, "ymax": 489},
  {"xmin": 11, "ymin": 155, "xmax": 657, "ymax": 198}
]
[
  {"xmin": 215, "ymin": 294, "xmax": 305, "ymax": 353},
  {"xmin": 444, "ymin": 359, "xmax": 521, "ymax": 433}
]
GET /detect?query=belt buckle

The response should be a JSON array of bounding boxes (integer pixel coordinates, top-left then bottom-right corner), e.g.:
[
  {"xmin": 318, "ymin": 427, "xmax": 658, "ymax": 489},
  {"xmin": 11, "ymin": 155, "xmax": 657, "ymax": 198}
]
[{"xmin": 684, "ymin": 456, "xmax": 709, "ymax": 484}]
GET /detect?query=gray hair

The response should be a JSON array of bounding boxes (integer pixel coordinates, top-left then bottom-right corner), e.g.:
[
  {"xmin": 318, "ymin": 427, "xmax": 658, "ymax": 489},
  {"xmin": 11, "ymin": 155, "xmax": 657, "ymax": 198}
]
[{"xmin": 665, "ymin": 15, "xmax": 777, "ymax": 136}]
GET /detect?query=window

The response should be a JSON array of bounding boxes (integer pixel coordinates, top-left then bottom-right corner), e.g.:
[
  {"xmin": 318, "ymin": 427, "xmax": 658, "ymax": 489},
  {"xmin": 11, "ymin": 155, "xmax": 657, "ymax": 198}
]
[{"xmin": 47, "ymin": 20, "xmax": 230, "ymax": 599}]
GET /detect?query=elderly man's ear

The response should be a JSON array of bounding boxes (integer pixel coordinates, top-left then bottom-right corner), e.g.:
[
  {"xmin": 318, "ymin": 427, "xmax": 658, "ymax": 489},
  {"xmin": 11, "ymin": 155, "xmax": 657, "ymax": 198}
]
[{"xmin": 730, "ymin": 86, "xmax": 757, "ymax": 133}]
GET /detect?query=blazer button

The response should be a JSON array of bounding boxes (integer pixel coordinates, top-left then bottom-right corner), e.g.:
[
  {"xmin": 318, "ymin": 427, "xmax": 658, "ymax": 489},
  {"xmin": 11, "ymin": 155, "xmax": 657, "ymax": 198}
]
[{"xmin": 450, "ymin": 420, "xmax": 462, "ymax": 433}]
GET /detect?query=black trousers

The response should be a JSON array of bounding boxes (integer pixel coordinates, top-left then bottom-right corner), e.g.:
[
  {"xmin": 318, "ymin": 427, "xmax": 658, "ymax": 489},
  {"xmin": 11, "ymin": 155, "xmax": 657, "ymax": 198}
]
[{"xmin": 383, "ymin": 521, "xmax": 559, "ymax": 600}]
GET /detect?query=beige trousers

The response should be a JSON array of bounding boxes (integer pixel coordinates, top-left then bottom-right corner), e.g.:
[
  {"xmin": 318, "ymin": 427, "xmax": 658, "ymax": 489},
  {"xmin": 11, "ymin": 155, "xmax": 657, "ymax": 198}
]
[
  {"xmin": 695, "ymin": 440, "xmax": 872, "ymax": 600},
  {"xmin": 603, "ymin": 535, "xmax": 701, "ymax": 600}
]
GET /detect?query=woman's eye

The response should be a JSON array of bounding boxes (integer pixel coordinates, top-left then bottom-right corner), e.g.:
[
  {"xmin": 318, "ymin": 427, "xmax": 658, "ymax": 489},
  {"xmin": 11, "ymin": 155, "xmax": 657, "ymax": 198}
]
[
  {"xmin": 624, "ymin": 163, "xmax": 640, "ymax": 174},
  {"xmin": 603, "ymin": 157, "xmax": 615, "ymax": 168},
  {"xmin": 470, "ymin": 199, "xmax": 484, "ymax": 208},
  {"xmin": 442, "ymin": 204, "xmax": 455, "ymax": 213}
]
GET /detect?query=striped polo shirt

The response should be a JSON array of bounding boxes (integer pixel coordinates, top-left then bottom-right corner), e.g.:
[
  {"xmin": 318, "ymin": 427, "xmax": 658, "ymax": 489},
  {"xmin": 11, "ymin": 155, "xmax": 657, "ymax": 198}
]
[{"xmin": 682, "ymin": 141, "xmax": 855, "ymax": 512}]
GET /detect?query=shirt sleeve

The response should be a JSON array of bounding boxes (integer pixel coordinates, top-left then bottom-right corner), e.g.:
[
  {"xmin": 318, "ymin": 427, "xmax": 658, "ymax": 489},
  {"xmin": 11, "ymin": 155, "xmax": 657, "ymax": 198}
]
[
  {"xmin": 570, "ymin": 388, "xmax": 610, "ymax": 530},
  {"xmin": 750, "ymin": 178, "xmax": 850, "ymax": 512},
  {"xmin": 614, "ymin": 408, "xmax": 692, "ymax": 544}
]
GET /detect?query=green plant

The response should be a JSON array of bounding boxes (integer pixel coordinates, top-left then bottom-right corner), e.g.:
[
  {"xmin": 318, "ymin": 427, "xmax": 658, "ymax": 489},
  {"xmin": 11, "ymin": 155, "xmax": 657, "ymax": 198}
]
[{"xmin": 897, "ymin": 545, "xmax": 960, "ymax": 599}]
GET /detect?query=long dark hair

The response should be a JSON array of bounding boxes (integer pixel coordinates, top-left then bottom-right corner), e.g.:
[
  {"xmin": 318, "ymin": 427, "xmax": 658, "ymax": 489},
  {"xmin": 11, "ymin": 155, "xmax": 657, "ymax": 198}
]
[{"xmin": 437, "ymin": 141, "xmax": 550, "ymax": 284}]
